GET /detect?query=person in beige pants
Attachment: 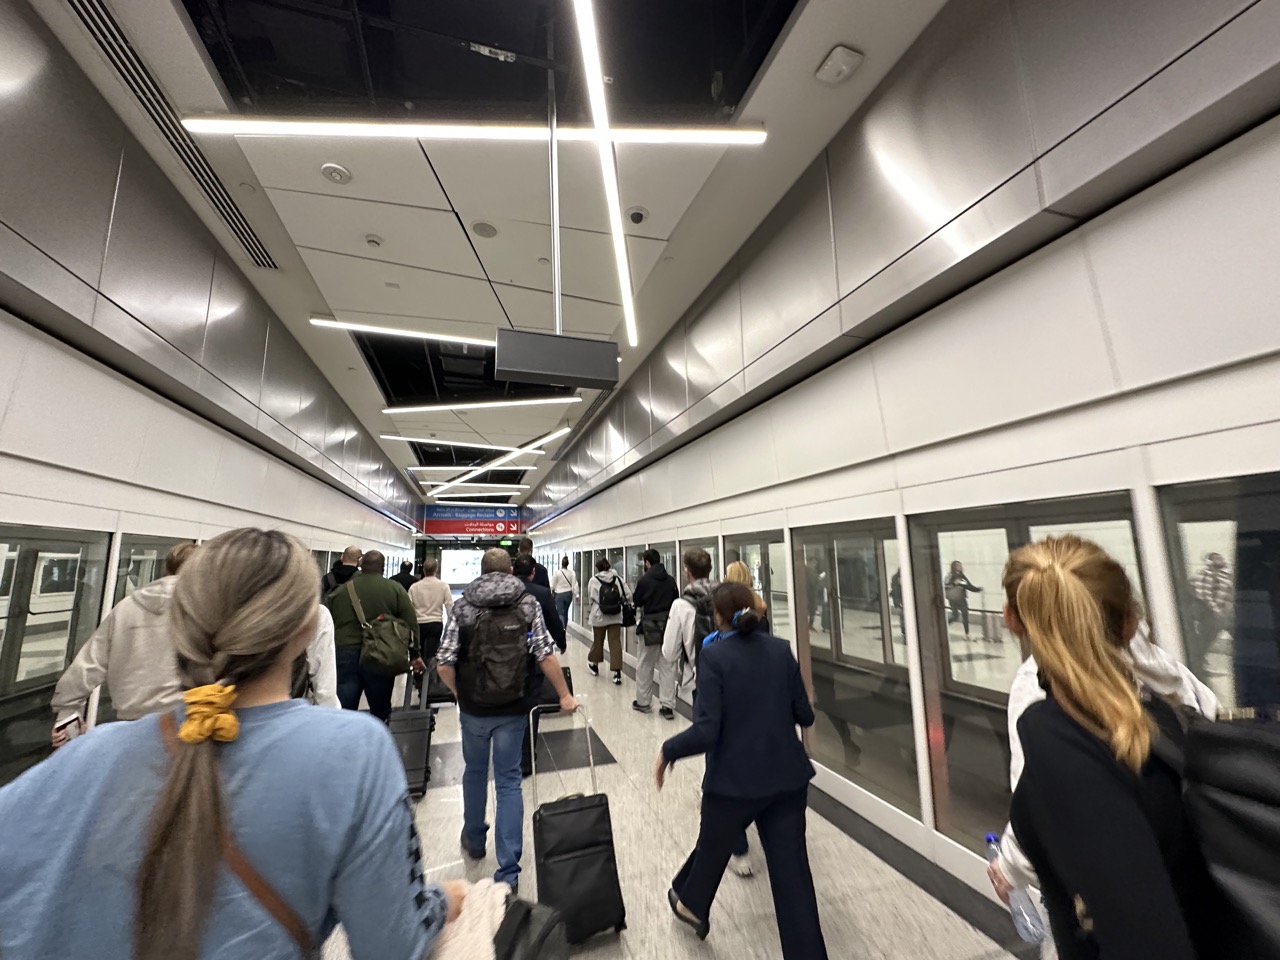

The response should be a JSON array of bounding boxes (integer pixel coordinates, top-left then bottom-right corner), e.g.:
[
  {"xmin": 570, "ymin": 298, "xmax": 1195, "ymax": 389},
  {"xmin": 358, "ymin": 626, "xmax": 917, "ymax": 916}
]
[{"xmin": 587, "ymin": 557, "xmax": 628, "ymax": 685}]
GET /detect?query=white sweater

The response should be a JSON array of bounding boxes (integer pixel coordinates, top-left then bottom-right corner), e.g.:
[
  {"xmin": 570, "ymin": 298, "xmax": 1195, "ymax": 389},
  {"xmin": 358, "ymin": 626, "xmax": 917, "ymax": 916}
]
[{"xmin": 998, "ymin": 631, "xmax": 1219, "ymax": 888}]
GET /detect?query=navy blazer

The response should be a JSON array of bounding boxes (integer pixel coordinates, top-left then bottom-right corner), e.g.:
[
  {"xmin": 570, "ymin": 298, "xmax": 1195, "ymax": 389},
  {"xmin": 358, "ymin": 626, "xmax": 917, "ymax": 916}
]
[
  {"xmin": 662, "ymin": 629, "xmax": 815, "ymax": 798},
  {"xmin": 523, "ymin": 580, "xmax": 566, "ymax": 652}
]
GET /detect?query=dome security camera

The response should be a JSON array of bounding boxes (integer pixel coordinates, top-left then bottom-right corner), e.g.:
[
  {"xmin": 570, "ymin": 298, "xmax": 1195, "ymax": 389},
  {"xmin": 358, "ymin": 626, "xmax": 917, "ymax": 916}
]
[{"xmin": 625, "ymin": 206, "xmax": 649, "ymax": 226}]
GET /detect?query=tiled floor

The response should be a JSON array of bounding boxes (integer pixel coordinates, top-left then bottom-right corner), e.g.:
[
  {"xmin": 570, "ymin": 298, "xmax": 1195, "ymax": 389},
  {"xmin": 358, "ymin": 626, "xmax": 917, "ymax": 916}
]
[{"xmin": 327, "ymin": 635, "xmax": 1015, "ymax": 960}]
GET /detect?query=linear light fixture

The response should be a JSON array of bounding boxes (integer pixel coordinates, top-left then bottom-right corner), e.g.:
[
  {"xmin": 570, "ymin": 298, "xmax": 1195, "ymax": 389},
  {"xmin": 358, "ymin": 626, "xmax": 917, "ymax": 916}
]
[
  {"xmin": 407, "ymin": 465, "xmax": 539, "ymax": 472},
  {"xmin": 431, "ymin": 426, "xmax": 571, "ymax": 498},
  {"xmin": 424, "ymin": 482, "xmax": 531, "ymax": 489},
  {"xmin": 311, "ymin": 317, "xmax": 495, "ymax": 347},
  {"xmin": 572, "ymin": 0, "xmax": 637, "ymax": 348},
  {"xmin": 383, "ymin": 396, "xmax": 582, "ymax": 415},
  {"xmin": 182, "ymin": 116, "xmax": 766, "ymax": 145},
  {"xmin": 382, "ymin": 434, "xmax": 546, "ymax": 454},
  {"xmin": 430, "ymin": 491, "xmax": 522, "ymax": 498}
]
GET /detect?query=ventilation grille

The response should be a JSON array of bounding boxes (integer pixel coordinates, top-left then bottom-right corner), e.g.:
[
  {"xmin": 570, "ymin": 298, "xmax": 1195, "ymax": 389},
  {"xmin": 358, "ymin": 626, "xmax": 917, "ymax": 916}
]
[
  {"xmin": 552, "ymin": 387, "xmax": 614, "ymax": 460},
  {"xmin": 67, "ymin": 0, "xmax": 278, "ymax": 269}
]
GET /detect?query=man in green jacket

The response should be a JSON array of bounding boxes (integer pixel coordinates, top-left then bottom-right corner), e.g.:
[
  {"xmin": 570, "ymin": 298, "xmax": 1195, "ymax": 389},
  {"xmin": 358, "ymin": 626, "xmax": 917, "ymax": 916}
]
[{"xmin": 327, "ymin": 550, "xmax": 420, "ymax": 721}]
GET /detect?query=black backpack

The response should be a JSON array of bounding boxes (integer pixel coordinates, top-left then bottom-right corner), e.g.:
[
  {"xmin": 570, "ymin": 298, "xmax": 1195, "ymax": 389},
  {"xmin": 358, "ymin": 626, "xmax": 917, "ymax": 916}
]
[
  {"xmin": 596, "ymin": 576, "xmax": 623, "ymax": 616},
  {"xmin": 1150, "ymin": 704, "xmax": 1280, "ymax": 957},
  {"xmin": 460, "ymin": 605, "xmax": 529, "ymax": 707}
]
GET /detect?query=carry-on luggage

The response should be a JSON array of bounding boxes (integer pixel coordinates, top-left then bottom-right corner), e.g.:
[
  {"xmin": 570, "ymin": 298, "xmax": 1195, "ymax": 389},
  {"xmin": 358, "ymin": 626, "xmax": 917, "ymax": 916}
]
[
  {"xmin": 529, "ymin": 704, "xmax": 626, "ymax": 944},
  {"xmin": 390, "ymin": 667, "xmax": 436, "ymax": 797},
  {"xmin": 493, "ymin": 899, "xmax": 570, "ymax": 960}
]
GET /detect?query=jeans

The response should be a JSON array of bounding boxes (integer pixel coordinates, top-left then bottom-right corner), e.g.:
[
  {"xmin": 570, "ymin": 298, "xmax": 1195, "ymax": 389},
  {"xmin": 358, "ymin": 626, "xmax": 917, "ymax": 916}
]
[
  {"xmin": 674, "ymin": 788, "xmax": 826, "ymax": 959},
  {"xmin": 635, "ymin": 640, "xmax": 674, "ymax": 709},
  {"xmin": 553, "ymin": 591, "xmax": 573, "ymax": 626},
  {"xmin": 335, "ymin": 647, "xmax": 394, "ymax": 722},
  {"xmin": 460, "ymin": 712, "xmax": 528, "ymax": 886}
]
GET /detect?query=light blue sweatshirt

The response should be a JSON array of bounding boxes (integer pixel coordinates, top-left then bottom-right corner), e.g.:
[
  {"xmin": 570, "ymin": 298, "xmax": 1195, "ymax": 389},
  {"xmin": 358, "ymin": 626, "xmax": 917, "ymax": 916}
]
[{"xmin": 0, "ymin": 700, "xmax": 447, "ymax": 960}]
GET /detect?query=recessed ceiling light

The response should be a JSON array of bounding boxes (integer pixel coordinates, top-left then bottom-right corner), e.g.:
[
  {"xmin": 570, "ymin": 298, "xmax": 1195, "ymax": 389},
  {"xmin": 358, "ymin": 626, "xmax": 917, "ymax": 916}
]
[
  {"xmin": 383, "ymin": 396, "xmax": 582, "ymax": 415},
  {"xmin": 320, "ymin": 162, "xmax": 352, "ymax": 184},
  {"xmin": 471, "ymin": 221, "xmax": 499, "ymax": 239},
  {"xmin": 311, "ymin": 316, "xmax": 495, "ymax": 347}
]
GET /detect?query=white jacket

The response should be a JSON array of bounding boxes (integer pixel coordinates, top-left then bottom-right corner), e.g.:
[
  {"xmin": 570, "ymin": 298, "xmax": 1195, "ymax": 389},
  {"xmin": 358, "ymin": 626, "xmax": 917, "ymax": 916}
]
[
  {"xmin": 998, "ymin": 631, "xmax": 1220, "ymax": 888},
  {"xmin": 305, "ymin": 605, "xmax": 340, "ymax": 708},
  {"xmin": 587, "ymin": 569, "xmax": 628, "ymax": 627},
  {"xmin": 51, "ymin": 576, "xmax": 184, "ymax": 725}
]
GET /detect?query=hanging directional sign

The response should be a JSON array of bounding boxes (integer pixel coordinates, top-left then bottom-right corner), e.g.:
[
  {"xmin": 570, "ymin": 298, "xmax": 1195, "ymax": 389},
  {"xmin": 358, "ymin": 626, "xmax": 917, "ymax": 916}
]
[{"xmin": 418, "ymin": 505, "xmax": 523, "ymax": 536}]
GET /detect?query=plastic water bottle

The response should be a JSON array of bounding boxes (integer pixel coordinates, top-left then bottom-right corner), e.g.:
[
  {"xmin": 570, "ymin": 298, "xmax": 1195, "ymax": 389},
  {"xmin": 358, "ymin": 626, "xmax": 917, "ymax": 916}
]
[{"xmin": 985, "ymin": 833, "xmax": 1047, "ymax": 943}]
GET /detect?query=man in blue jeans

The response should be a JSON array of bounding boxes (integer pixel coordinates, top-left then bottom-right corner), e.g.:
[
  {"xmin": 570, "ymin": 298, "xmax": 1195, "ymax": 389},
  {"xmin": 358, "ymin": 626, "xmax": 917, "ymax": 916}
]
[{"xmin": 437, "ymin": 548, "xmax": 576, "ymax": 892}]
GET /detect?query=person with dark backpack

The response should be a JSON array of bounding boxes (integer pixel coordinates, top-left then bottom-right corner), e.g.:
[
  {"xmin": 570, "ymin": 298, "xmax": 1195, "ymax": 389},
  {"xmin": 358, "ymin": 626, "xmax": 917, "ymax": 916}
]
[
  {"xmin": 587, "ymin": 557, "xmax": 630, "ymax": 685},
  {"xmin": 436, "ymin": 549, "xmax": 576, "ymax": 894},
  {"xmin": 632, "ymin": 549, "xmax": 680, "ymax": 718}
]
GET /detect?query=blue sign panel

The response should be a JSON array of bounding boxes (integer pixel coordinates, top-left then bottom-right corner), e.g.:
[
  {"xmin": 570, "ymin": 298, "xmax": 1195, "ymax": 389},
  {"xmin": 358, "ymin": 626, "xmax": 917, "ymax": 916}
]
[{"xmin": 423, "ymin": 505, "xmax": 521, "ymax": 521}]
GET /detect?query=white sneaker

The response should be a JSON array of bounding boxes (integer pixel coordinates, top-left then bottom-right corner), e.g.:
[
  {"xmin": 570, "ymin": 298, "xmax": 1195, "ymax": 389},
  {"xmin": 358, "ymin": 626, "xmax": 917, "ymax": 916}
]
[{"xmin": 730, "ymin": 853, "xmax": 753, "ymax": 878}]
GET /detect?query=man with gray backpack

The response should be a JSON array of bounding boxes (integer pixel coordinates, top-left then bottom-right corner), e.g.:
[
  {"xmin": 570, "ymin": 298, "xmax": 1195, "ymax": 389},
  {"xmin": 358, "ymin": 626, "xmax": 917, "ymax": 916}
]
[{"xmin": 436, "ymin": 548, "xmax": 576, "ymax": 894}]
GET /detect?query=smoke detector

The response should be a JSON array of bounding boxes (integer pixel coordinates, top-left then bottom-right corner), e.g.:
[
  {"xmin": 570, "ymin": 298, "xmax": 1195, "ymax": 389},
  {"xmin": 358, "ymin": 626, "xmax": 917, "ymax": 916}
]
[
  {"xmin": 815, "ymin": 46, "xmax": 864, "ymax": 85},
  {"xmin": 471, "ymin": 221, "xmax": 499, "ymax": 239}
]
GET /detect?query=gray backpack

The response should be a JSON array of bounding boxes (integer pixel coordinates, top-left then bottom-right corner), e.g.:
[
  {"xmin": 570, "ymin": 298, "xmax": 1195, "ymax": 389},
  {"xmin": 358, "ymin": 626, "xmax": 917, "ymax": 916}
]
[{"xmin": 461, "ymin": 605, "xmax": 529, "ymax": 707}]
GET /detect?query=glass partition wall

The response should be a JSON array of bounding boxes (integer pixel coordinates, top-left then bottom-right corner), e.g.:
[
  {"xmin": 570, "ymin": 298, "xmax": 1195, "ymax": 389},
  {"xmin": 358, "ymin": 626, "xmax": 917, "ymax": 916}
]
[
  {"xmin": 908, "ymin": 492, "xmax": 1142, "ymax": 854},
  {"xmin": 725, "ymin": 531, "xmax": 790, "ymax": 639}
]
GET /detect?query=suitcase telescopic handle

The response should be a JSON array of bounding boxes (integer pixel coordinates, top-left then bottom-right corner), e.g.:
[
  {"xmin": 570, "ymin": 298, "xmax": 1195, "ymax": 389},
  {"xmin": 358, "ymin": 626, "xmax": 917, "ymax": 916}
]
[{"xmin": 529, "ymin": 700, "xmax": 596, "ymax": 808}]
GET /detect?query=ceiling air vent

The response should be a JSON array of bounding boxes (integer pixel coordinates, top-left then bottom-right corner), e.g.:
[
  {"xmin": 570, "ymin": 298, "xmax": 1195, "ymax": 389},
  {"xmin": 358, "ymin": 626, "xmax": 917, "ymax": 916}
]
[{"xmin": 66, "ymin": 0, "xmax": 278, "ymax": 270}]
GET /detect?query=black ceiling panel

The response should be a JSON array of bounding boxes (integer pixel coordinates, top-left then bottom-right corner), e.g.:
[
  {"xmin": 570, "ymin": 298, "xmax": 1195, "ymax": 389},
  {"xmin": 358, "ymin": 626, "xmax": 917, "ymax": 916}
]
[{"xmin": 181, "ymin": 0, "xmax": 799, "ymax": 122}]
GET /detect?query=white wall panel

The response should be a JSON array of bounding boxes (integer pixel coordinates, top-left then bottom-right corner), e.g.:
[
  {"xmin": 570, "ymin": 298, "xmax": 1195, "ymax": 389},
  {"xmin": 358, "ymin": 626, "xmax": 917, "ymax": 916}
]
[
  {"xmin": 1085, "ymin": 121, "xmax": 1280, "ymax": 389},
  {"xmin": 1145, "ymin": 420, "xmax": 1280, "ymax": 487},
  {"xmin": 770, "ymin": 349, "xmax": 888, "ymax": 483},
  {"xmin": 0, "ymin": 314, "xmax": 31, "ymax": 416},
  {"xmin": 665, "ymin": 443, "xmax": 716, "ymax": 512},
  {"xmin": 707, "ymin": 406, "xmax": 778, "ymax": 498},
  {"xmin": 872, "ymin": 237, "xmax": 1114, "ymax": 451},
  {"xmin": 134, "ymin": 403, "xmax": 225, "ymax": 500}
]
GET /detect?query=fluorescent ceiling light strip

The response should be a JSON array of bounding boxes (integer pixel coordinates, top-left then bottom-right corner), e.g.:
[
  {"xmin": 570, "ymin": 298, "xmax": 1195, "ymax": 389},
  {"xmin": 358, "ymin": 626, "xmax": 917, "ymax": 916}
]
[
  {"xmin": 382, "ymin": 434, "xmax": 545, "ymax": 454},
  {"xmin": 182, "ymin": 116, "xmax": 765, "ymax": 145},
  {"xmin": 430, "ymin": 492, "xmax": 521, "ymax": 499},
  {"xmin": 384, "ymin": 396, "xmax": 581, "ymax": 415},
  {"xmin": 311, "ymin": 317, "xmax": 494, "ymax": 348},
  {"xmin": 425, "ymin": 482, "xmax": 531, "ymax": 489},
  {"xmin": 572, "ymin": 0, "xmax": 638, "ymax": 348},
  {"xmin": 408, "ymin": 465, "xmax": 539, "ymax": 472},
  {"xmin": 430, "ymin": 426, "xmax": 571, "ymax": 498}
]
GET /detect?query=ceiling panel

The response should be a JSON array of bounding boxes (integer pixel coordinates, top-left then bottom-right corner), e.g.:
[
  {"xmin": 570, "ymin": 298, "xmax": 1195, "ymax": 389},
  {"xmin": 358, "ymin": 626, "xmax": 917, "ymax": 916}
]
[
  {"xmin": 469, "ymin": 219, "xmax": 666, "ymax": 302},
  {"xmin": 424, "ymin": 140, "xmax": 607, "ymax": 233},
  {"xmin": 614, "ymin": 143, "xmax": 728, "ymax": 240},
  {"xmin": 236, "ymin": 135, "xmax": 449, "ymax": 209},
  {"xmin": 267, "ymin": 190, "xmax": 485, "ymax": 279},
  {"xmin": 299, "ymin": 248, "xmax": 507, "ymax": 325},
  {"xmin": 495, "ymin": 284, "xmax": 623, "ymax": 337}
]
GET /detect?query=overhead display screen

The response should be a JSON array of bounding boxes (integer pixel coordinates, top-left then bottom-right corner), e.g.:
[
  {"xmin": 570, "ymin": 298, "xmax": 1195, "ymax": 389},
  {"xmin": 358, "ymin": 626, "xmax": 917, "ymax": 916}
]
[{"xmin": 440, "ymin": 549, "xmax": 484, "ymax": 585}]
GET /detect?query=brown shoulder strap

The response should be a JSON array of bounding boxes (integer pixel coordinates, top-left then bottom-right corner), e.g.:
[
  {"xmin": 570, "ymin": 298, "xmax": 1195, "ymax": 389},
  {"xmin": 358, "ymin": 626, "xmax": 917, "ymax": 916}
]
[{"xmin": 159, "ymin": 713, "xmax": 314, "ymax": 955}]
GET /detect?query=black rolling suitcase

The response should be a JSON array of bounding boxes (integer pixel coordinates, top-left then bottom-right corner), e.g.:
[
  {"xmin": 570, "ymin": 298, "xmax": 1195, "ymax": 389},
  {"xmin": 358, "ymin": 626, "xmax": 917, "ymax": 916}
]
[
  {"xmin": 529, "ymin": 704, "xmax": 626, "ymax": 945},
  {"xmin": 389, "ymin": 668, "xmax": 436, "ymax": 797},
  {"xmin": 493, "ymin": 899, "xmax": 569, "ymax": 959}
]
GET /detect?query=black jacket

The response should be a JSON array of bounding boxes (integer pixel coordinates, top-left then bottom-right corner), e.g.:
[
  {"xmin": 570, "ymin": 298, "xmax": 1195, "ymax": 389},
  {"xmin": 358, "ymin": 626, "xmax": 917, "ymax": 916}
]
[
  {"xmin": 321, "ymin": 563, "xmax": 358, "ymax": 599},
  {"xmin": 524, "ymin": 579, "xmax": 566, "ymax": 653},
  {"xmin": 1011, "ymin": 698, "xmax": 1216, "ymax": 960},
  {"xmin": 632, "ymin": 563, "xmax": 680, "ymax": 620},
  {"xmin": 530, "ymin": 561, "xmax": 551, "ymax": 591},
  {"xmin": 663, "ymin": 629, "xmax": 815, "ymax": 798},
  {"xmin": 391, "ymin": 571, "xmax": 418, "ymax": 592}
]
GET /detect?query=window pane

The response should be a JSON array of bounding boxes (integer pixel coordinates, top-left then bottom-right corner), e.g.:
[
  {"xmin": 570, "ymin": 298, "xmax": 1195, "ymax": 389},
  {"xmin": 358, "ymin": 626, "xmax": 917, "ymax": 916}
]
[
  {"xmin": 725, "ymin": 531, "xmax": 788, "ymax": 639},
  {"xmin": 911, "ymin": 493, "xmax": 1141, "ymax": 854},
  {"xmin": 624, "ymin": 545, "xmax": 645, "ymax": 657},
  {"xmin": 115, "ymin": 535, "xmax": 192, "ymax": 605},
  {"xmin": 680, "ymin": 538, "xmax": 719, "ymax": 585},
  {"xmin": 883, "ymin": 539, "xmax": 908, "ymax": 665},
  {"xmin": 1162, "ymin": 474, "xmax": 1280, "ymax": 713},
  {"xmin": 768, "ymin": 541, "xmax": 792, "ymax": 642},
  {"xmin": 794, "ymin": 523, "xmax": 920, "ymax": 820}
]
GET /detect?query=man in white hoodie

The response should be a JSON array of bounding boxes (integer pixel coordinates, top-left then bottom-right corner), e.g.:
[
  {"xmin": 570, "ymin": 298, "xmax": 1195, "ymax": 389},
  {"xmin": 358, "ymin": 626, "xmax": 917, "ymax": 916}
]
[{"xmin": 50, "ymin": 541, "xmax": 199, "ymax": 743}]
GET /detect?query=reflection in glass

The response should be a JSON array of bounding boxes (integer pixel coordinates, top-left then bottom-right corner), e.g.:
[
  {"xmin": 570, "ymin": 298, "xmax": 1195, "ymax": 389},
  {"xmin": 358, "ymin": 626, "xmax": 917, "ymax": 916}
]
[
  {"xmin": 680, "ymin": 538, "xmax": 719, "ymax": 585},
  {"xmin": 910, "ymin": 493, "xmax": 1141, "ymax": 854},
  {"xmin": 794, "ymin": 523, "xmax": 920, "ymax": 819},
  {"xmin": 624, "ymin": 544, "xmax": 645, "ymax": 657},
  {"xmin": 114, "ymin": 535, "xmax": 190, "ymax": 605},
  {"xmin": 768, "ymin": 541, "xmax": 792, "ymax": 642},
  {"xmin": 1162, "ymin": 474, "xmax": 1280, "ymax": 713},
  {"xmin": 725, "ymin": 531, "xmax": 788, "ymax": 638},
  {"xmin": 883, "ymin": 539, "xmax": 907, "ymax": 664}
]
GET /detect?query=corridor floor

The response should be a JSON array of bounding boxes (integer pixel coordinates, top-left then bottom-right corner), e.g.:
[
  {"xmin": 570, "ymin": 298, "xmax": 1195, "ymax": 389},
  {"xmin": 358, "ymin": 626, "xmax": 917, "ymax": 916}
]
[{"xmin": 326, "ymin": 634, "xmax": 1016, "ymax": 960}]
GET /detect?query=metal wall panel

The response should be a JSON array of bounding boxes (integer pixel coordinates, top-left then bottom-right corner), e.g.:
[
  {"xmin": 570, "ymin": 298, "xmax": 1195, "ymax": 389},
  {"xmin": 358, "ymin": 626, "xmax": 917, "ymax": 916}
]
[
  {"xmin": 261, "ymin": 318, "xmax": 304, "ymax": 427},
  {"xmin": 684, "ymin": 279, "xmax": 743, "ymax": 406},
  {"xmin": 738, "ymin": 159, "xmax": 838, "ymax": 367},
  {"xmin": 0, "ymin": 0, "xmax": 122, "ymax": 287},
  {"xmin": 1011, "ymin": 0, "xmax": 1252, "ymax": 153},
  {"xmin": 618, "ymin": 375, "xmax": 651, "ymax": 454},
  {"xmin": 827, "ymin": 0, "xmax": 1035, "ymax": 298},
  {"xmin": 202, "ymin": 254, "xmax": 268, "ymax": 405},
  {"xmin": 645, "ymin": 319, "xmax": 689, "ymax": 428},
  {"xmin": 101, "ymin": 140, "xmax": 215, "ymax": 358}
]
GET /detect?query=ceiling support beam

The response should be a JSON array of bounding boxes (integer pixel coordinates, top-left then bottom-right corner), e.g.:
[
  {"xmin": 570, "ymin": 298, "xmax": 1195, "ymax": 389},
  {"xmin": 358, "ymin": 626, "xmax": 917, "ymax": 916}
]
[{"xmin": 546, "ymin": 20, "xmax": 563, "ymax": 337}]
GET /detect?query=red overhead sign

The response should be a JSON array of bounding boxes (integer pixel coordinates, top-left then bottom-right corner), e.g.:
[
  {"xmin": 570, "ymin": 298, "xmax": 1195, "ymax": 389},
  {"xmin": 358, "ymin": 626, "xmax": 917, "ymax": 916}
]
[{"xmin": 417, "ymin": 506, "xmax": 522, "ymax": 537}]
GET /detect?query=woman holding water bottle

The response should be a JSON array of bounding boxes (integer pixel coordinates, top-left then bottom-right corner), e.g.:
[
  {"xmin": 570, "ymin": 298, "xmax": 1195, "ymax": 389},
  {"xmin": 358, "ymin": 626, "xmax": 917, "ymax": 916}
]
[{"xmin": 998, "ymin": 536, "xmax": 1218, "ymax": 960}]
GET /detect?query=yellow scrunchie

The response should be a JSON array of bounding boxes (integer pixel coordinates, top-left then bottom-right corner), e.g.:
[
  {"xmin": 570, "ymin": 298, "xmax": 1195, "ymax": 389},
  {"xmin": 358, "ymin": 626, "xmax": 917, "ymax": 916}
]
[{"xmin": 178, "ymin": 684, "xmax": 240, "ymax": 744}]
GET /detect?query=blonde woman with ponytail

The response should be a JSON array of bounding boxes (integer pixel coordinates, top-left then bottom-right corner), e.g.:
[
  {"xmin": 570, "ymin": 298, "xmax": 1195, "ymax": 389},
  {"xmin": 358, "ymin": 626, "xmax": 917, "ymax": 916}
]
[
  {"xmin": 1002, "ymin": 536, "xmax": 1216, "ymax": 960},
  {"xmin": 0, "ymin": 528, "xmax": 464, "ymax": 960}
]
